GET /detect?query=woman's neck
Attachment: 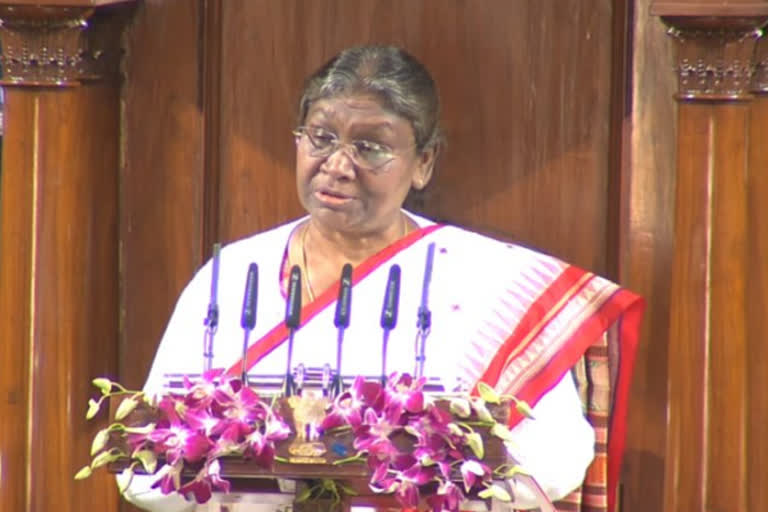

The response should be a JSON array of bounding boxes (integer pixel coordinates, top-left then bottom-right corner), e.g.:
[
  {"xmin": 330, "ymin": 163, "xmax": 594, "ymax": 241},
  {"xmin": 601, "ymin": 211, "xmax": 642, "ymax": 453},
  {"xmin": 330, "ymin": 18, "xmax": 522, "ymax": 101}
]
[{"xmin": 306, "ymin": 213, "xmax": 409, "ymax": 266}]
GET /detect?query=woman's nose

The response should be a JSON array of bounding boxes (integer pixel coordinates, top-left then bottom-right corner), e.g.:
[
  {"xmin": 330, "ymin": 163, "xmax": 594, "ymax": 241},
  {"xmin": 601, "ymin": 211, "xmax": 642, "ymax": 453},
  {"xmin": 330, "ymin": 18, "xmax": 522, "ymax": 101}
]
[{"xmin": 321, "ymin": 146, "xmax": 357, "ymax": 178}]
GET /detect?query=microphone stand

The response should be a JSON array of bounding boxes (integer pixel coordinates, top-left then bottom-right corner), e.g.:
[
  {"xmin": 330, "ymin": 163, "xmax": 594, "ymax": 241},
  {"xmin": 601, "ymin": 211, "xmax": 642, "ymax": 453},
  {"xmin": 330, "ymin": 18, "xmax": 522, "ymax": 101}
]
[
  {"xmin": 380, "ymin": 265, "xmax": 401, "ymax": 385},
  {"xmin": 202, "ymin": 243, "xmax": 221, "ymax": 374},
  {"xmin": 283, "ymin": 265, "xmax": 302, "ymax": 397},
  {"xmin": 414, "ymin": 243, "xmax": 436, "ymax": 378},
  {"xmin": 332, "ymin": 263, "xmax": 353, "ymax": 396},
  {"xmin": 240, "ymin": 263, "xmax": 259, "ymax": 386}
]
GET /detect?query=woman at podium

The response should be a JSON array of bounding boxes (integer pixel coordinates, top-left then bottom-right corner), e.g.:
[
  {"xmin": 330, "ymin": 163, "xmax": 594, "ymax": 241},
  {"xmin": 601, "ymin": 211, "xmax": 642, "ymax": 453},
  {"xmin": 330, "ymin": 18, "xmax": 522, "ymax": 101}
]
[{"xmin": 121, "ymin": 45, "xmax": 643, "ymax": 512}]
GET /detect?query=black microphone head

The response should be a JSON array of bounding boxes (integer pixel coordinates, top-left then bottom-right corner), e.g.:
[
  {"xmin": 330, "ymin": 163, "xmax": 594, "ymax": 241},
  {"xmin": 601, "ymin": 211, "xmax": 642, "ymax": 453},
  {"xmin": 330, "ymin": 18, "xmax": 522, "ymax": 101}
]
[
  {"xmin": 285, "ymin": 265, "xmax": 302, "ymax": 329},
  {"xmin": 240, "ymin": 263, "xmax": 258, "ymax": 330},
  {"xmin": 380, "ymin": 264, "xmax": 401, "ymax": 330},
  {"xmin": 334, "ymin": 263, "xmax": 353, "ymax": 328}
]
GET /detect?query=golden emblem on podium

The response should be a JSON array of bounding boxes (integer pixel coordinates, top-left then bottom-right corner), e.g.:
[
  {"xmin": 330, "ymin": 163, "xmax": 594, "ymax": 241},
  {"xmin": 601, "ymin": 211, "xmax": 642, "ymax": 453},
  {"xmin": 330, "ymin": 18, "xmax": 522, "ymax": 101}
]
[{"xmin": 287, "ymin": 391, "xmax": 329, "ymax": 464}]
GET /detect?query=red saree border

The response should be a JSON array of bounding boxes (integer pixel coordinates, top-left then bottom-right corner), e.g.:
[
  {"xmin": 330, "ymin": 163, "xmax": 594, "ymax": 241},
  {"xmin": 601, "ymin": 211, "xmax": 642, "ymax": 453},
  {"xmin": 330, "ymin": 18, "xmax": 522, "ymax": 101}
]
[
  {"xmin": 476, "ymin": 263, "xmax": 643, "ymax": 512},
  {"xmin": 224, "ymin": 224, "xmax": 444, "ymax": 378},
  {"xmin": 505, "ymin": 288, "xmax": 643, "ymax": 512},
  {"xmin": 474, "ymin": 265, "xmax": 594, "ymax": 391}
]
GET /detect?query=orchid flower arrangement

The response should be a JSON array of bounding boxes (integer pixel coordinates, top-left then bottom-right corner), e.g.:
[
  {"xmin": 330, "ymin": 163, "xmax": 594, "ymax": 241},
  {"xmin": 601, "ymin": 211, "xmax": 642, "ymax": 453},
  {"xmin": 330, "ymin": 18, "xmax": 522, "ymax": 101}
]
[
  {"xmin": 318, "ymin": 372, "xmax": 542, "ymax": 511},
  {"xmin": 75, "ymin": 369, "xmax": 291, "ymax": 504},
  {"xmin": 77, "ymin": 369, "xmax": 551, "ymax": 512}
]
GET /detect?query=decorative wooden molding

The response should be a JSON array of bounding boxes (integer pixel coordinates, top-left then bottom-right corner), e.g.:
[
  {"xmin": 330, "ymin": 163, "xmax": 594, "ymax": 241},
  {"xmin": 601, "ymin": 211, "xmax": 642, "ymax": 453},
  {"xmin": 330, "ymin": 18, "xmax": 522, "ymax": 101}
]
[
  {"xmin": 0, "ymin": 3, "xmax": 132, "ymax": 87},
  {"xmin": 660, "ymin": 16, "xmax": 766, "ymax": 100},
  {"xmin": 651, "ymin": 3, "xmax": 768, "ymax": 17},
  {"xmin": 753, "ymin": 36, "xmax": 768, "ymax": 91}
]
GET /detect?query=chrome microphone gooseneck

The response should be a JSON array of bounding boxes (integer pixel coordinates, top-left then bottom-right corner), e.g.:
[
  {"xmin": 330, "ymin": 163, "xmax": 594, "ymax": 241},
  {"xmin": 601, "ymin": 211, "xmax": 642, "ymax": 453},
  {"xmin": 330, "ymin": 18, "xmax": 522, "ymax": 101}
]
[
  {"xmin": 414, "ymin": 242, "xmax": 435, "ymax": 378},
  {"xmin": 203, "ymin": 243, "xmax": 221, "ymax": 373}
]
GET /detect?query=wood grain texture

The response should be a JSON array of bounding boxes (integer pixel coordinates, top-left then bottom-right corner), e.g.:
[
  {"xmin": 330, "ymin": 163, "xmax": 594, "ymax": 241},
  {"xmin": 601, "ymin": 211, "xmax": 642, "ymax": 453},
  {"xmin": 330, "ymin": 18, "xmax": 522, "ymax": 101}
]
[
  {"xmin": 0, "ymin": 85, "xmax": 120, "ymax": 512},
  {"xmin": 618, "ymin": 1, "xmax": 677, "ymax": 510},
  {"xmin": 664, "ymin": 101, "xmax": 749, "ymax": 512},
  {"xmin": 217, "ymin": 0, "xmax": 613, "ymax": 274},
  {"xmin": 120, "ymin": 0, "xmax": 204, "ymax": 391},
  {"xmin": 0, "ymin": 87, "xmax": 35, "ymax": 512},
  {"xmin": 747, "ymin": 91, "xmax": 768, "ymax": 512}
]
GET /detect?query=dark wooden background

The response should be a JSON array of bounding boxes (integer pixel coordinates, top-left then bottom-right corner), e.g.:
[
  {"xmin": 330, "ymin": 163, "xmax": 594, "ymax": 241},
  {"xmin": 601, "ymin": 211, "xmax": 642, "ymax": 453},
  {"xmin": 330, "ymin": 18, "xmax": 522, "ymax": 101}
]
[{"xmin": 2, "ymin": 1, "xmax": 766, "ymax": 512}]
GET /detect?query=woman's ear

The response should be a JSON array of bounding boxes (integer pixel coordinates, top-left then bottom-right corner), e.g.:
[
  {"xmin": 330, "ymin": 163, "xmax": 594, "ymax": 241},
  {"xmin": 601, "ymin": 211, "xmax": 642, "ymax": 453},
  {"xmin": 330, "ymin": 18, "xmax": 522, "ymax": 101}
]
[{"xmin": 412, "ymin": 145, "xmax": 438, "ymax": 190}]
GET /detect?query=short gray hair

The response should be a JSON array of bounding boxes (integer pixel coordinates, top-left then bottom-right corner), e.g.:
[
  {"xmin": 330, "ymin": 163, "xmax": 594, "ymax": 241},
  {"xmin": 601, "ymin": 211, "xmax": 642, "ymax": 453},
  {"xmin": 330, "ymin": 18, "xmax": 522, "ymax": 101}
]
[{"xmin": 297, "ymin": 46, "xmax": 441, "ymax": 152}]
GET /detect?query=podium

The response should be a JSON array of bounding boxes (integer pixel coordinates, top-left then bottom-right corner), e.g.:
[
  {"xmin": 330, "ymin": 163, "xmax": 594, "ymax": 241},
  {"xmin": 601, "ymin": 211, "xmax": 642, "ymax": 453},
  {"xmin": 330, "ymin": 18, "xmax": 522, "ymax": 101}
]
[{"xmin": 104, "ymin": 373, "xmax": 513, "ymax": 512}]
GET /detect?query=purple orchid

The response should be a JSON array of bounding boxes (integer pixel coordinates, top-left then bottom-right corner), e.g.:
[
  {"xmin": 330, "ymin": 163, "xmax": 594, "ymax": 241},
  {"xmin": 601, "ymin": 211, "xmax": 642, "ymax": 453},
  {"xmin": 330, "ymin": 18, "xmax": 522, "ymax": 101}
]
[{"xmin": 320, "ymin": 376, "xmax": 384, "ymax": 431}]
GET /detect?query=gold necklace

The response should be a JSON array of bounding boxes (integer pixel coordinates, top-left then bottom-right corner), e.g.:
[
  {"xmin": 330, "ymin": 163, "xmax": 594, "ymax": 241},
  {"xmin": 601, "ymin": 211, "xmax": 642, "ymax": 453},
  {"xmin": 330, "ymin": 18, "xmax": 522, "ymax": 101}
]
[{"xmin": 301, "ymin": 214, "xmax": 411, "ymax": 303}]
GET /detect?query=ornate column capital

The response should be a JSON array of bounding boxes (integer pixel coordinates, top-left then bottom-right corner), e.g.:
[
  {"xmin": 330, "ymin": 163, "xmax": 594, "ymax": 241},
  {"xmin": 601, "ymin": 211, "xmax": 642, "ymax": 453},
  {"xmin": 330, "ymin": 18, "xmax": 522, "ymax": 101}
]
[
  {"xmin": 662, "ymin": 16, "xmax": 766, "ymax": 100},
  {"xmin": 753, "ymin": 36, "xmax": 768, "ymax": 91},
  {"xmin": 0, "ymin": 2, "xmax": 134, "ymax": 87},
  {"xmin": 650, "ymin": 3, "xmax": 768, "ymax": 101}
]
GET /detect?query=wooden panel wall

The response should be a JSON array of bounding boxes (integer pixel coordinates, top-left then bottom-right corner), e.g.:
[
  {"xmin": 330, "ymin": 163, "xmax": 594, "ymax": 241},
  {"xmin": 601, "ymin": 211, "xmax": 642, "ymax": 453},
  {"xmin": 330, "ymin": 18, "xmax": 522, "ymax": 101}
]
[
  {"xmin": 217, "ymin": 0, "xmax": 615, "ymax": 276},
  {"xmin": 618, "ymin": 1, "xmax": 677, "ymax": 510},
  {"xmin": 120, "ymin": 0, "xmax": 205, "ymax": 390},
  {"xmin": 747, "ymin": 35, "xmax": 768, "ymax": 512}
]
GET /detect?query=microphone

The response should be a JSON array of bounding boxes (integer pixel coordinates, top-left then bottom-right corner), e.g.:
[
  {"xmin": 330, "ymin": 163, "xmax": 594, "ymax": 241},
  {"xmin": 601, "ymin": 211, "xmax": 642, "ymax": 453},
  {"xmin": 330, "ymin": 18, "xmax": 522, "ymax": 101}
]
[
  {"xmin": 414, "ymin": 243, "xmax": 436, "ymax": 378},
  {"xmin": 202, "ymin": 243, "xmax": 221, "ymax": 373},
  {"xmin": 380, "ymin": 264, "xmax": 401, "ymax": 384},
  {"xmin": 332, "ymin": 263, "xmax": 353, "ymax": 395},
  {"xmin": 284, "ymin": 265, "xmax": 302, "ymax": 396},
  {"xmin": 239, "ymin": 263, "xmax": 258, "ymax": 384}
]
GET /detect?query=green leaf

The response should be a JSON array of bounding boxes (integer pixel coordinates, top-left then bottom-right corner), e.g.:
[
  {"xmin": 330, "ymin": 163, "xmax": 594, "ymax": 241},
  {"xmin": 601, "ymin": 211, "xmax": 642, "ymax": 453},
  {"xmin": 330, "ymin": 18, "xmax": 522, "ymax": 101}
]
[
  {"xmin": 295, "ymin": 485, "xmax": 313, "ymax": 503},
  {"xmin": 501, "ymin": 464, "xmax": 530, "ymax": 478},
  {"xmin": 92, "ymin": 378, "xmax": 113, "ymax": 395},
  {"xmin": 123, "ymin": 423, "xmax": 156, "ymax": 435},
  {"xmin": 90, "ymin": 428, "xmax": 111, "ymax": 456},
  {"xmin": 476, "ymin": 382, "xmax": 500, "ymax": 404},
  {"xmin": 471, "ymin": 399, "xmax": 494, "ymax": 423},
  {"xmin": 404, "ymin": 425, "xmax": 420, "ymax": 437},
  {"xmin": 114, "ymin": 396, "xmax": 138, "ymax": 421},
  {"xmin": 466, "ymin": 432, "xmax": 484, "ymax": 459},
  {"xmin": 134, "ymin": 449, "xmax": 158, "ymax": 474},
  {"xmin": 338, "ymin": 483, "xmax": 358, "ymax": 496},
  {"xmin": 91, "ymin": 449, "xmax": 121, "ymax": 469},
  {"xmin": 478, "ymin": 484, "xmax": 511, "ymax": 501},
  {"xmin": 490, "ymin": 422, "xmax": 515, "ymax": 442},
  {"xmin": 449, "ymin": 397, "xmax": 471, "ymax": 418},
  {"xmin": 515, "ymin": 400, "xmax": 535, "ymax": 419},
  {"xmin": 447, "ymin": 423, "xmax": 463, "ymax": 437},
  {"xmin": 86, "ymin": 398, "xmax": 101, "ymax": 420},
  {"xmin": 74, "ymin": 465, "xmax": 92, "ymax": 480}
]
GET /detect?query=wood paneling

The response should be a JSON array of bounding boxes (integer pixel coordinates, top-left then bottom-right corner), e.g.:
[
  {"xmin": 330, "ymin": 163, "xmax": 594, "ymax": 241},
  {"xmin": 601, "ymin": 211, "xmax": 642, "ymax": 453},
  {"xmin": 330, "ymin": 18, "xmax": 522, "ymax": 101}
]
[
  {"xmin": 664, "ymin": 101, "xmax": 750, "ymax": 512},
  {"xmin": 0, "ymin": 87, "xmax": 35, "ymax": 512},
  {"xmin": 120, "ymin": 0, "xmax": 204, "ymax": 390},
  {"xmin": 218, "ymin": 0, "xmax": 614, "ymax": 274},
  {"xmin": 618, "ymin": 1, "xmax": 677, "ymax": 510},
  {"xmin": 747, "ymin": 42, "xmax": 768, "ymax": 512},
  {"xmin": 0, "ymin": 85, "xmax": 120, "ymax": 512}
]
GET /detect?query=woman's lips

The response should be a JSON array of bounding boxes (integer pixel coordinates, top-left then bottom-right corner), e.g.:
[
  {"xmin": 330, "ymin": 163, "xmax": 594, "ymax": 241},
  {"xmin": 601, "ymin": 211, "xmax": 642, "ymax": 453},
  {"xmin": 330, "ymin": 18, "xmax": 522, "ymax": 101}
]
[{"xmin": 314, "ymin": 188, "xmax": 353, "ymax": 205}]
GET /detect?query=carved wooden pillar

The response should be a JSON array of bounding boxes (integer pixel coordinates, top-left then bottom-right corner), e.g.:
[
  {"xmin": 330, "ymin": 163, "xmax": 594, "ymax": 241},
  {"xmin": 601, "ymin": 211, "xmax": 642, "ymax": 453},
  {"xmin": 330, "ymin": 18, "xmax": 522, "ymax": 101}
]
[
  {"xmin": 650, "ymin": 3, "xmax": 768, "ymax": 512},
  {"xmin": 0, "ymin": 3, "xmax": 133, "ymax": 512},
  {"xmin": 747, "ymin": 36, "xmax": 768, "ymax": 512}
]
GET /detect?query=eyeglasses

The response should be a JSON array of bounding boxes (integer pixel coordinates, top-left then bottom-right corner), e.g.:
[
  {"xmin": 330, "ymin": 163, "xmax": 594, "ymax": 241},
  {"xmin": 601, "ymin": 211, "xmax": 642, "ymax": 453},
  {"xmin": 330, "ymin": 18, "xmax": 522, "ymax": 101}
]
[{"xmin": 293, "ymin": 126, "xmax": 406, "ymax": 172}]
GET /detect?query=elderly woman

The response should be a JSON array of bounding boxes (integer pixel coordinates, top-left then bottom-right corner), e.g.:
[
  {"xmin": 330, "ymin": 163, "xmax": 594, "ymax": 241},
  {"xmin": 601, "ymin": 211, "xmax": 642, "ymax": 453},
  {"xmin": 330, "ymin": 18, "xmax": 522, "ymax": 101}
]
[{"xmin": 123, "ymin": 46, "xmax": 643, "ymax": 512}]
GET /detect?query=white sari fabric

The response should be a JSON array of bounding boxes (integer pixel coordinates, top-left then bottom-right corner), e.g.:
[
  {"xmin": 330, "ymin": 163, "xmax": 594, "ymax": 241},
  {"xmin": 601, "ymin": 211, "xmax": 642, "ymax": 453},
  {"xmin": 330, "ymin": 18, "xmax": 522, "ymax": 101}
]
[{"xmin": 123, "ymin": 213, "xmax": 605, "ymax": 512}]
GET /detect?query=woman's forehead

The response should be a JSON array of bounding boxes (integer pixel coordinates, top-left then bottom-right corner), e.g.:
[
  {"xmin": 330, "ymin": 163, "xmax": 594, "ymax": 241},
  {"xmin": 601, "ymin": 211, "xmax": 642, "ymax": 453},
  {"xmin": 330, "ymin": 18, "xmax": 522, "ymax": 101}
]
[{"xmin": 305, "ymin": 95, "xmax": 406, "ymax": 128}]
